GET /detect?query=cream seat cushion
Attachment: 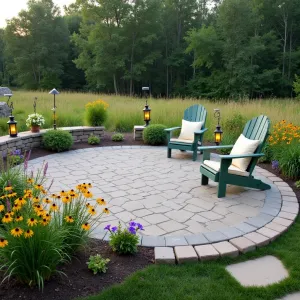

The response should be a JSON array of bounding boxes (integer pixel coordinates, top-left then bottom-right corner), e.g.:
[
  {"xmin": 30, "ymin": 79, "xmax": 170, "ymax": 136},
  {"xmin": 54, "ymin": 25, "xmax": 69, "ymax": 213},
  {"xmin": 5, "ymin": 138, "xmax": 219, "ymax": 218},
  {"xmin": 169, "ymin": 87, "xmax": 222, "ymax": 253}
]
[
  {"xmin": 170, "ymin": 138, "xmax": 193, "ymax": 144},
  {"xmin": 203, "ymin": 160, "xmax": 249, "ymax": 177},
  {"xmin": 230, "ymin": 134, "xmax": 260, "ymax": 171},
  {"xmin": 178, "ymin": 119, "xmax": 203, "ymax": 141}
]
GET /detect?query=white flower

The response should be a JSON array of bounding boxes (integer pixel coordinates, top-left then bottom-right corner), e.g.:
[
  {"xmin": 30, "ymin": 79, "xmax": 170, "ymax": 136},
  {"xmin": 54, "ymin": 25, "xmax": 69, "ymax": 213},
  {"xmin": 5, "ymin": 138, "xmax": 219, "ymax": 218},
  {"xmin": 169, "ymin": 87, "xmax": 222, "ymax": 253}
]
[{"xmin": 26, "ymin": 113, "xmax": 45, "ymax": 127}]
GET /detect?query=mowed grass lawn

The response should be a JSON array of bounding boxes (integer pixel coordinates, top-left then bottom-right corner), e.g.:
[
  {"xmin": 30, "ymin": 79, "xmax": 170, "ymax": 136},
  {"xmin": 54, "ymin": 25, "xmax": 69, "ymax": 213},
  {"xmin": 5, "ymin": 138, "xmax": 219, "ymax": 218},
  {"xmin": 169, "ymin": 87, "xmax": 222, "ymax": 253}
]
[
  {"xmin": 81, "ymin": 217, "xmax": 300, "ymax": 300},
  {"xmin": 1, "ymin": 91, "xmax": 299, "ymax": 140}
]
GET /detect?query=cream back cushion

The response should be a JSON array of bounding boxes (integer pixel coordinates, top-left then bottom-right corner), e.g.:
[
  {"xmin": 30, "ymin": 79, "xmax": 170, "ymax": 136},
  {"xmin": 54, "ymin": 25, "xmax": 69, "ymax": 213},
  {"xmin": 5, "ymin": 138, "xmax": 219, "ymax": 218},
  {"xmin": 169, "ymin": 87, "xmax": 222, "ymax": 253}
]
[
  {"xmin": 178, "ymin": 119, "xmax": 203, "ymax": 141},
  {"xmin": 230, "ymin": 134, "xmax": 260, "ymax": 171}
]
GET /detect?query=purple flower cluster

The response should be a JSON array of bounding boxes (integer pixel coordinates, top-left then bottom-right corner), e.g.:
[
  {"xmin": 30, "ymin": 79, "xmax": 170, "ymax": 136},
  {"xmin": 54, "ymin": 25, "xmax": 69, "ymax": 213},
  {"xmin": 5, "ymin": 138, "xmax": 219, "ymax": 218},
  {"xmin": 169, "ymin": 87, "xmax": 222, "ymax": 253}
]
[
  {"xmin": 272, "ymin": 160, "xmax": 279, "ymax": 170},
  {"xmin": 104, "ymin": 221, "xmax": 144, "ymax": 235},
  {"xmin": 10, "ymin": 149, "xmax": 24, "ymax": 159}
]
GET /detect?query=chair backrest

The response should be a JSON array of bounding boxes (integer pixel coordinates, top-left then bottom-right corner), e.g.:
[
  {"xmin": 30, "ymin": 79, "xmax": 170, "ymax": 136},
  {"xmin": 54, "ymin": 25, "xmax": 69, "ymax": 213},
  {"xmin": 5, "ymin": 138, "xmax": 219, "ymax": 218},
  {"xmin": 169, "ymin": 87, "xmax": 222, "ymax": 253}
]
[
  {"xmin": 242, "ymin": 115, "xmax": 270, "ymax": 173},
  {"xmin": 183, "ymin": 104, "xmax": 207, "ymax": 128}
]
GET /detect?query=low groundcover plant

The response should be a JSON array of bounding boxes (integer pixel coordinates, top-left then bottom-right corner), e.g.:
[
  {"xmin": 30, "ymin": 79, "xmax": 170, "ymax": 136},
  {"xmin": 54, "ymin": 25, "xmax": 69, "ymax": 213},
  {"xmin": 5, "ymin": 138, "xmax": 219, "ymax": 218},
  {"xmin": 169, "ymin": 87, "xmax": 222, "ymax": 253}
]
[
  {"xmin": 105, "ymin": 221, "xmax": 144, "ymax": 254},
  {"xmin": 0, "ymin": 179, "xmax": 110, "ymax": 289},
  {"xmin": 87, "ymin": 254, "xmax": 110, "ymax": 275}
]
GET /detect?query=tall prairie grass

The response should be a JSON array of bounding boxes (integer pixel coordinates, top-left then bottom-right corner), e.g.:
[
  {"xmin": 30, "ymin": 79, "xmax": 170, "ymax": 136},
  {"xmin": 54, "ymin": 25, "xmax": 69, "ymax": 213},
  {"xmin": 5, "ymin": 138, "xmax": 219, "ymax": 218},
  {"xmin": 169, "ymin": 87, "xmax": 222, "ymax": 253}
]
[{"xmin": 1, "ymin": 90, "xmax": 299, "ymax": 141}]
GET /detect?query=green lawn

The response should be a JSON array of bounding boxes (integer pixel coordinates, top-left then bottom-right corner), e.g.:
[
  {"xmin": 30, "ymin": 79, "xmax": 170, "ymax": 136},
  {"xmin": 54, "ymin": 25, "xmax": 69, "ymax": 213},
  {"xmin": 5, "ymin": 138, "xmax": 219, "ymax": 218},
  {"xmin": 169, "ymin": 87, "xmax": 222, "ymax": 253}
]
[{"xmin": 81, "ymin": 217, "xmax": 300, "ymax": 300}]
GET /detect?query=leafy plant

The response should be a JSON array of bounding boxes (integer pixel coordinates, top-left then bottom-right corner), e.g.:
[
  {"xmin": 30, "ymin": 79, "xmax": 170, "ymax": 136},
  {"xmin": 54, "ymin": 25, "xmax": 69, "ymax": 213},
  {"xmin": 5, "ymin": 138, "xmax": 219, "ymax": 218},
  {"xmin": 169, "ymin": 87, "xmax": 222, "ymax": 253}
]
[
  {"xmin": 143, "ymin": 124, "xmax": 167, "ymax": 145},
  {"xmin": 25, "ymin": 113, "xmax": 45, "ymax": 127},
  {"xmin": 0, "ymin": 179, "xmax": 110, "ymax": 289},
  {"xmin": 259, "ymin": 142, "xmax": 273, "ymax": 163},
  {"xmin": 7, "ymin": 149, "xmax": 24, "ymax": 166},
  {"xmin": 87, "ymin": 254, "xmax": 110, "ymax": 275},
  {"xmin": 223, "ymin": 113, "xmax": 247, "ymax": 140},
  {"xmin": 218, "ymin": 133, "xmax": 236, "ymax": 154},
  {"xmin": 88, "ymin": 134, "xmax": 100, "ymax": 145},
  {"xmin": 293, "ymin": 74, "xmax": 300, "ymax": 98},
  {"xmin": 295, "ymin": 180, "xmax": 300, "ymax": 189},
  {"xmin": 42, "ymin": 130, "xmax": 73, "ymax": 152},
  {"xmin": 112, "ymin": 133, "xmax": 124, "ymax": 142},
  {"xmin": 85, "ymin": 99, "xmax": 109, "ymax": 126},
  {"xmin": 105, "ymin": 221, "xmax": 143, "ymax": 254}
]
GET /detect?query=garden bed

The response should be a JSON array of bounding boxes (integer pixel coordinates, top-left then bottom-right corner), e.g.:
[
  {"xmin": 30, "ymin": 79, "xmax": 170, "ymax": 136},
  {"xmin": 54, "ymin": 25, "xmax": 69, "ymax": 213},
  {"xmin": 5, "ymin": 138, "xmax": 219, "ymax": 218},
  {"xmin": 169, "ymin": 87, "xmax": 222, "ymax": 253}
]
[{"xmin": 0, "ymin": 239, "xmax": 154, "ymax": 300}]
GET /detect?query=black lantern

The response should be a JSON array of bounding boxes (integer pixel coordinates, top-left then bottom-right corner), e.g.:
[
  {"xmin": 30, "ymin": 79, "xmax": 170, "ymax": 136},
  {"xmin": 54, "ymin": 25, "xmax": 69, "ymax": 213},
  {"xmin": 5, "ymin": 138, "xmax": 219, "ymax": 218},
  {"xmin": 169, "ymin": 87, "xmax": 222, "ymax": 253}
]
[
  {"xmin": 142, "ymin": 87, "xmax": 151, "ymax": 126},
  {"xmin": 7, "ymin": 116, "xmax": 18, "ymax": 137},
  {"xmin": 49, "ymin": 88, "xmax": 59, "ymax": 130},
  {"xmin": 214, "ymin": 109, "xmax": 223, "ymax": 145}
]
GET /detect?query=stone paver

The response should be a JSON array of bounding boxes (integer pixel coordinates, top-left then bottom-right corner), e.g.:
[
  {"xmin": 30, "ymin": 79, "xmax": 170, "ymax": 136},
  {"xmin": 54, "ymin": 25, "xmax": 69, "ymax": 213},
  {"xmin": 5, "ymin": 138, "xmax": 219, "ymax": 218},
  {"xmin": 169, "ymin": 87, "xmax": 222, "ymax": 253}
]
[
  {"xmin": 194, "ymin": 244, "xmax": 220, "ymax": 261},
  {"xmin": 226, "ymin": 256, "xmax": 289, "ymax": 287},
  {"xmin": 174, "ymin": 246, "xmax": 198, "ymax": 263},
  {"xmin": 229, "ymin": 237, "xmax": 256, "ymax": 253},
  {"xmin": 165, "ymin": 236, "xmax": 188, "ymax": 247},
  {"xmin": 212, "ymin": 241, "xmax": 239, "ymax": 258},
  {"xmin": 155, "ymin": 247, "xmax": 175, "ymax": 264},
  {"xmin": 257, "ymin": 227, "xmax": 280, "ymax": 241},
  {"xmin": 243, "ymin": 232, "xmax": 270, "ymax": 247}
]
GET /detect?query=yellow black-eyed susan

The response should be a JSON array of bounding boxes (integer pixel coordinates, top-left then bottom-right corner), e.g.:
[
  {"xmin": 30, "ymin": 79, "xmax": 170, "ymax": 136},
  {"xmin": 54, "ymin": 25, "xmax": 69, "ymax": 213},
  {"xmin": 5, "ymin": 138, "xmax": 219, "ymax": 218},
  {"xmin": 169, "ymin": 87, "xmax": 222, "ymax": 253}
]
[
  {"xmin": 34, "ymin": 184, "xmax": 44, "ymax": 190},
  {"xmin": 15, "ymin": 197, "xmax": 26, "ymax": 205},
  {"xmin": 60, "ymin": 190, "xmax": 68, "ymax": 197},
  {"xmin": 51, "ymin": 193, "xmax": 57, "ymax": 198},
  {"xmin": 96, "ymin": 198, "xmax": 107, "ymax": 205},
  {"xmin": 24, "ymin": 189, "xmax": 32, "ymax": 194},
  {"xmin": 41, "ymin": 189, "xmax": 47, "ymax": 194},
  {"xmin": 27, "ymin": 218, "xmax": 38, "ymax": 226},
  {"xmin": 88, "ymin": 207, "xmax": 96, "ymax": 215},
  {"xmin": 81, "ymin": 223, "xmax": 91, "ymax": 231},
  {"xmin": 27, "ymin": 178, "xmax": 34, "ymax": 184},
  {"xmin": 0, "ymin": 238, "xmax": 8, "ymax": 248},
  {"xmin": 43, "ymin": 198, "xmax": 52, "ymax": 204},
  {"xmin": 103, "ymin": 208, "xmax": 110, "ymax": 215},
  {"xmin": 12, "ymin": 204, "xmax": 21, "ymax": 212},
  {"xmin": 2, "ymin": 214, "xmax": 13, "ymax": 223},
  {"xmin": 86, "ymin": 203, "xmax": 92, "ymax": 208},
  {"xmin": 44, "ymin": 213, "xmax": 51, "ymax": 221},
  {"xmin": 36, "ymin": 209, "xmax": 45, "ymax": 217},
  {"xmin": 15, "ymin": 215, "xmax": 23, "ymax": 222},
  {"xmin": 87, "ymin": 183, "xmax": 92, "ymax": 188},
  {"xmin": 76, "ymin": 184, "xmax": 82, "ymax": 190},
  {"xmin": 84, "ymin": 191, "xmax": 93, "ymax": 198},
  {"xmin": 4, "ymin": 186, "xmax": 12, "ymax": 191},
  {"xmin": 50, "ymin": 203, "xmax": 59, "ymax": 211},
  {"xmin": 40, "ymin": 218, "xmax": 49, "ymax": 226},
  {"xmin": 11, "ymin": 227, "xmax": 23, "ymax": 237},
  {"xmin": 24, "ymin": 229, "xmax": 34, "ymax": 238},
  {"xmin": 62, "ymin": 196, "xmax": 71, "ymax": 204},
  {"xmin": 7, "ymin": 211, "xmax": 14, "ymax": 216},
  {"xmin": 65, "ymin": 216, "xmax": 74, "ymax": 223},
  {"xmin": 32, "ymin": 197, "xmax": 40, "ymax": 203},
  {"xmin": 0, "ymin": 204, "xmax": 4, "ymax": 212}
]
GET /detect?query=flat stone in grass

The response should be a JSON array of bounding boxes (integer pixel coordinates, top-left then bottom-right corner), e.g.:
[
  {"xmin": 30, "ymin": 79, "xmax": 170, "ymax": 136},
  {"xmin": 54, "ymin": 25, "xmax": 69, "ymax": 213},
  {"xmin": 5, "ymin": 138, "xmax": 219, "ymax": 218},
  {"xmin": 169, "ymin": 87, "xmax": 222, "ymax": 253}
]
[
  {"xmin": 174, "ymin": 246, "xmax": 198, "ymax": 264},
  {"xmin": 226, "ymin": 255, "xmax": 289, "ymax": 287},
  {"xmin": 279, "ymin": 292, "xmax": 300, "ymax": 300},
  {"xmin": 212, "ymin": 241, "xmax": 239, "ymax": 258},
  {"xmin": 194, "ymin": 244, "xmax": 220, "ymax": 261},
  {"xmin": 155, "ymin": 247, "xmax": 175, "ymax": 264}
]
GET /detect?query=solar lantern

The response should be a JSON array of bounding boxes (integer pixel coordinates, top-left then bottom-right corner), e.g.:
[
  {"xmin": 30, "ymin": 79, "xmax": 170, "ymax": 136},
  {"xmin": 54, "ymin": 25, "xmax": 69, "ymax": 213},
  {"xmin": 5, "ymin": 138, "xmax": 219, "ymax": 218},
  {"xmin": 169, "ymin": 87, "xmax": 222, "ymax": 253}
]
[
  {"xmin": 5, "ymin": 95, "xmax": 18, "ymax": 137},
  {"xmin": 142, "ymin": 87, "xmax": 151, "ymax": 127},
  {"xmin": 214, "ymin": 108, "xmax": 223, "ymax": 145},
  {"xmin": 49, "ymin": 88, "xmax": 59, "ymax": 130}
]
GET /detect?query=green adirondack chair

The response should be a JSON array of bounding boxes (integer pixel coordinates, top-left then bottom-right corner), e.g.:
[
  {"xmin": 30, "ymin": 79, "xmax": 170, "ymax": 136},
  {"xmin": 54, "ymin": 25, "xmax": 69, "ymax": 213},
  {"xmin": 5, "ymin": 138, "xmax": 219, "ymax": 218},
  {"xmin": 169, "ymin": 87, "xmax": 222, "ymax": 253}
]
[
  {"xmin": 165, "ymin": 104, "xmax": 207, "ymax": 161},
  {"xmin": 199, "ymin": 115, "xmax": 271, "ymax": 198}
]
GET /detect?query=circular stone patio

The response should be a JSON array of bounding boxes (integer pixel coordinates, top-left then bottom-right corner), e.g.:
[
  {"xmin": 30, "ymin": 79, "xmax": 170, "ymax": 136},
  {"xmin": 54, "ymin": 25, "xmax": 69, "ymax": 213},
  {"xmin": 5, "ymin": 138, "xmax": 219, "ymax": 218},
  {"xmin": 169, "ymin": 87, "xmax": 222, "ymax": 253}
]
[{"xmin": 28, "ymin": 146, "xmax": 298, "ymax": 248}]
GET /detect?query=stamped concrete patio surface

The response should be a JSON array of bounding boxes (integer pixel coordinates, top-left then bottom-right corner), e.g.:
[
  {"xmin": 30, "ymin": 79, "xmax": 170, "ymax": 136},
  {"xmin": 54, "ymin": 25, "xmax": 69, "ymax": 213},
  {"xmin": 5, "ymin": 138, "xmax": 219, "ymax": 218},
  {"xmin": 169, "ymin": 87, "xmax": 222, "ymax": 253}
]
[{"xmin": 28, "ymin": 146, "xmax": 298, "ymax": 251}]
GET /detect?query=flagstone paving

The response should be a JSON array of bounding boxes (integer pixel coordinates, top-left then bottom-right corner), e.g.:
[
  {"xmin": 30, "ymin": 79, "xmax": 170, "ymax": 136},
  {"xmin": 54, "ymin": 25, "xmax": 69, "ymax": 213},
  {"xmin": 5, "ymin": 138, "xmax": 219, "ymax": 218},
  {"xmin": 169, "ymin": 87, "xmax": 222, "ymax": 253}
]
[{"xmin": 28, "ymin": 146, "xmax": 298, "ymax": 251}]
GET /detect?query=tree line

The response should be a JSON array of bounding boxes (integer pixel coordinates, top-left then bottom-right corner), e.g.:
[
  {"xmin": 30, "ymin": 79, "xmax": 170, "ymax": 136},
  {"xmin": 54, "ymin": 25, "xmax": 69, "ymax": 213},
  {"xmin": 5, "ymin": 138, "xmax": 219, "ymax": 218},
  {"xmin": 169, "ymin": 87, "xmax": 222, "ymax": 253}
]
[{"xmin": 0, "ymin": 0, "xmax": 299, "ymax": 99}]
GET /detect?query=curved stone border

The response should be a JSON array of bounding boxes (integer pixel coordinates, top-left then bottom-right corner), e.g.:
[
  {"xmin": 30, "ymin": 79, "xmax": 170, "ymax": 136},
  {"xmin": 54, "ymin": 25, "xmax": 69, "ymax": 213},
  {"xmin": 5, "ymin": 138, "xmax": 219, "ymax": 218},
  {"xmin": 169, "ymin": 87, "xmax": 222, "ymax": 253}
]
[
  {"xmin": 0, "ymin": 126, "xmax": 104, "ymax": 157},
  {"xmin": 78, "ymin": 146, "xmax": 299, "ymax": 263}
]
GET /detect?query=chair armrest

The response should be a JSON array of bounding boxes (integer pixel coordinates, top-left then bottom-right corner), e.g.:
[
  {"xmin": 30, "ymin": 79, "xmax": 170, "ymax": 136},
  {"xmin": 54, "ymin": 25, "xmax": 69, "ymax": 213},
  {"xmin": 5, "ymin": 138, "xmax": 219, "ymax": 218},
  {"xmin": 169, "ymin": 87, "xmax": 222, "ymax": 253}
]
[
  {"xmin": 194, "ymin": 128, "xmax": 208, "ymax": 135},
  {"xmin": 165, "ymin": 127, "xmax": 181, "ymax": 132},
  {"xmin": 219, "ymin": 153, "xmax": 264, "ymax": 159},
  {"xmin": 198, "ymin": 145, "xmax": 234, "ymax": 151}
]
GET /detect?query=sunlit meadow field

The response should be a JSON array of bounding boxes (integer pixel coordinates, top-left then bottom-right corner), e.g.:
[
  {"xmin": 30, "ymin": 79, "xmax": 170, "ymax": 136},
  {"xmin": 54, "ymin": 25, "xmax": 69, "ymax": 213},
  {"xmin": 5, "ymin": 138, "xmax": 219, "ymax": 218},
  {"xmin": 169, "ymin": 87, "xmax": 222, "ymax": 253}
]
[{"xmin": 1, "ymin": 90, "xmax": 299, "ymax": 141}]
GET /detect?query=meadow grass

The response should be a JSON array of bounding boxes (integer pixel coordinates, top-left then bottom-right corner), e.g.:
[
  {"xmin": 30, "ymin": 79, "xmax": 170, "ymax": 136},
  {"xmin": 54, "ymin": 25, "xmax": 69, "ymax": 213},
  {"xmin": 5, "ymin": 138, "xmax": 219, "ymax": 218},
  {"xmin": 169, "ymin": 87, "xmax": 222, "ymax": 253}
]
[{"xmin": 1, "ymin": 91, "xmax": 299, "ymax": 141}]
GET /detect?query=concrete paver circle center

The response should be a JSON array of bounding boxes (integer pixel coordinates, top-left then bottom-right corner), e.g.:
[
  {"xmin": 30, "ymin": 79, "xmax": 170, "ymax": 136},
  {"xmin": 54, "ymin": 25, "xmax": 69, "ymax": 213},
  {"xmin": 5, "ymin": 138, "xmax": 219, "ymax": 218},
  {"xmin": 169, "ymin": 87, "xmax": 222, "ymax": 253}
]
[{"xmin": 29, "ymin": 146, "xmax": 271, "ymax": 239}]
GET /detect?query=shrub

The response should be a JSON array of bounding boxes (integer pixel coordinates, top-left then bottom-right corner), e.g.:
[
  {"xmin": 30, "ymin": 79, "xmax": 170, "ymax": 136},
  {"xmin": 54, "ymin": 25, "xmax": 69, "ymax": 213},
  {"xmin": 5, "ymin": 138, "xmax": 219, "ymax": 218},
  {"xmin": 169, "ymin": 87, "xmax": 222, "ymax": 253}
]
[
  {"xmin": 87, "ymin": 254, "xmax": 110, "ymax": 275},
  {"xmin": 85, "ymin": 99, "xmax": 109, "ymax": 126},
  {"xmin": 293, "ymin": 74, "xmax": 300, "ymax": 98},
  {"xmin": 112, "ymin": 133, "xmax": 124, "ymax": 142},
  {"xmin": 105, "ymin": 221, "xmax": 144, "ymax": 254},
  {"xmin": 0, "ymin": 180, "xmax": 110, "ymax": 288},
  {"xmin": 295, "ymin": 180, "xmax": 300, "ymax": 189},
  {"xmin": 42, "ymin": 130, "xmax": 73, "ymax": 152},
  {"xmin": 143, "ymin": 124, "xmax": 167, "ymax": 145},
  {"xmin": 218, "ymin": 133, "xmax": 236, "ymax": 154},
  {"xmin": 88, "ymin": 134, "xmax": 100, "ymax": 145},
  {"xmin": 223, "ymin": 113, "xmax": 247, "ymax": 140},
  {"xmin": 259, "ymin": 142, "xmax": 273, "ymax": 163}
]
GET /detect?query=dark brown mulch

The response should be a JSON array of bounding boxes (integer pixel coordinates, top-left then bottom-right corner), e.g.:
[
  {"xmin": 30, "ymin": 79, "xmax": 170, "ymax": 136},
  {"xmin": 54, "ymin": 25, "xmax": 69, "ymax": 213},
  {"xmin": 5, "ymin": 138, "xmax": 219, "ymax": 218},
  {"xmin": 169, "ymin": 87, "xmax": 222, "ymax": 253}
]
[{"xmin": 0, "ymin": 239, "xmax": 154, "ymax": 300}]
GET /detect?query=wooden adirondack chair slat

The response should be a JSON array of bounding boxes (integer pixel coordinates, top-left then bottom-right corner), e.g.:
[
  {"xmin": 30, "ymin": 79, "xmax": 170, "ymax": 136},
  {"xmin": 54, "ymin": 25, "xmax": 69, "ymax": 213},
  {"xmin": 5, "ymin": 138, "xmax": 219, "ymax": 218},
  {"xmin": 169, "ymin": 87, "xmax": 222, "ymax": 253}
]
[
  {"xmin": 166, "ymin": 104, "xmax": 207, "ymax": 161},
  {"xmin": 200, "ymin": 115, "xmax": 271, "ymax": 198}
]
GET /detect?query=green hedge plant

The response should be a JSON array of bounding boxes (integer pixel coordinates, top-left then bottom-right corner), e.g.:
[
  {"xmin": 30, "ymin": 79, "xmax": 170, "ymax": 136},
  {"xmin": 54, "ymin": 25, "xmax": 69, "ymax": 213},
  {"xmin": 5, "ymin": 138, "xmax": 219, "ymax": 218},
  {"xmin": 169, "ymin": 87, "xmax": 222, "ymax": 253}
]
[
  {"xmin": 88, "ymin": 134, "xmax": 100, "ymax": 145},
  {"xmin": 42, "ymin": 130, "xmax": 73, "ymax": 152},
  {"xmin": 112, "ymin": 133, "xmax": 124, "ymax": 142},
  {"xmin": 143, "ymin": 124, "xmax": 167, "ymax": 145}
]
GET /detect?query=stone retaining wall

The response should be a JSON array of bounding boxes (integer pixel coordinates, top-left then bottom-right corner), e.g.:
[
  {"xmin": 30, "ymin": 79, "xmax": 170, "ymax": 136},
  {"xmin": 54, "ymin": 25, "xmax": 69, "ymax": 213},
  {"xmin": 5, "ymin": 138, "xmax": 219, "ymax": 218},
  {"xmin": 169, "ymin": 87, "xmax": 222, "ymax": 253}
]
[{"xmin": 0, "ymin": 126, "xmax": 105, "ymax": 156}]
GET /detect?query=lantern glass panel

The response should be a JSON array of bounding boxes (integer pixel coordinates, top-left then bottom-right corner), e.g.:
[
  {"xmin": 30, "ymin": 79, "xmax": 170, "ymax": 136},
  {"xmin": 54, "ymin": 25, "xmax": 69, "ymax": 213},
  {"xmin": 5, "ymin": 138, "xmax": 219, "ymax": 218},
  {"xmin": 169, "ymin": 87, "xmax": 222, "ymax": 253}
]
[
  {"xmin": 144, "ymin": 110, "xmax": 150, "ymax": 121},
  {"xmin": 215, "ymin": 132, "xmax": 222, "ymax": 144}
]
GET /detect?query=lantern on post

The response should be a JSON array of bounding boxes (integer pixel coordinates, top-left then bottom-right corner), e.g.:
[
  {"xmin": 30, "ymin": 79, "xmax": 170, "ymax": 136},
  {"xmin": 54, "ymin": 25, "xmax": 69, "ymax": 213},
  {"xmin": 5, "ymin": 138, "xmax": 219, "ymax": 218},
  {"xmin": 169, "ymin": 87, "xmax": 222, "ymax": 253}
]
[
  {"xmin": 142, "ymin": 87, "xmax": 151, "ymax": 127},
  {"xmin": 214, "ymin": 109, "xmax": 223, "ymax": 145},
  {"xmin": 49, "ymin": 88, "xmax": 59, "ymax": 130},
  {"xmin": 4, "ymin": 94, "xmax": 18, "ymax": 137}
]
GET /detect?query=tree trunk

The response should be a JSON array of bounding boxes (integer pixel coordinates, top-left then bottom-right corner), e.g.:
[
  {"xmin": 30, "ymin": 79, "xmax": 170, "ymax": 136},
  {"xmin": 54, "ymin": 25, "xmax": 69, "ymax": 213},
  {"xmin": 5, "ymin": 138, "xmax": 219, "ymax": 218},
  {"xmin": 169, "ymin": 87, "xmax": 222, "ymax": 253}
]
[
  {"xmin": 165, "ymin": 36, "xmax": 169, "ymax": 98},
  {"xmin": 113, "ymin": 74, "xmax": 118, "ymax": 95},
  {"xmin": 282, "ymin": 15, "xmax": 288, "ymax": 79},
  {"xmin": 288, "ymin": 22, "xmax": 293, "ymax": 80},
  {"xmin": 130, "ymin": 33, "xmax": 135, "ymax": 97}
]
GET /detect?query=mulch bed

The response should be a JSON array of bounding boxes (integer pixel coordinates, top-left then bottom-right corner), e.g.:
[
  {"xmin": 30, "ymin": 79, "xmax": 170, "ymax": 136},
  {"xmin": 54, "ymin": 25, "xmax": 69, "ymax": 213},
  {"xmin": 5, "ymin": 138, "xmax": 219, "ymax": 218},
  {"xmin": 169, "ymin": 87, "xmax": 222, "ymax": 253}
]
[
  {"xmin": 1, "ymin": 133, "xmax": 298, "ymax": 299},
  {"xmin": 0, "ymin": 240, "xmax": 154, "ymax": 300}
]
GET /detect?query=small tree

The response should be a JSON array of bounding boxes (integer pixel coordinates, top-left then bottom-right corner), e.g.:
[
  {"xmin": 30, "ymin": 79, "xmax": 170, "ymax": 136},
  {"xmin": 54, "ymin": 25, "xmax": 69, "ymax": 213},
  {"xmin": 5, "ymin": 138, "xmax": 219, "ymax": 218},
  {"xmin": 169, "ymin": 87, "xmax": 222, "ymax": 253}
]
[{"xmin": 293, "ymin": 75, "xmax": 300, "ymax": 98}]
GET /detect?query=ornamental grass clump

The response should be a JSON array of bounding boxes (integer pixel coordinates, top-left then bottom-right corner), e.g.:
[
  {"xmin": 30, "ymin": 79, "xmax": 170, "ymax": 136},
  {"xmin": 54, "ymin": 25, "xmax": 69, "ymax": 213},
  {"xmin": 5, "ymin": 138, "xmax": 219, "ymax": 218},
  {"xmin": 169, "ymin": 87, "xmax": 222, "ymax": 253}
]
[
  {"xmin": 105, "ymin": 221, "xmax": 144, "ymax": 254},
  {"xmin": 0, "ymin": 178, "xmax": 110, "ymax": 289},
  {"xmin": 85, "ymin": 99, "xmax": 109, "ymax": 126}
]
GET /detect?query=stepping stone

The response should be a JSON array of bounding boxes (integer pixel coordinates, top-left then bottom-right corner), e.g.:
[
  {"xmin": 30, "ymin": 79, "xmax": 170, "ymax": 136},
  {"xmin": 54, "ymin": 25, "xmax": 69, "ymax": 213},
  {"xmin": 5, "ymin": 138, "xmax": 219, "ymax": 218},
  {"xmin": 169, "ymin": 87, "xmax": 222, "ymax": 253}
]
[
  {"xmin": 155, "ymin": 247, "xmax": 175, "ymax": 264},
  {"xmin": 194, "ymin": 244, "xmax": 220, "ymax": 261},
  {"xmin": 226, "ymin": 255, "xmax": 289, "ymax": 287},
  {"xmin": 174, "ymin": 246, "xmax": 198, "ymax": 264},
  {"xmin": 229, "ymin": 237, "xmax": 256, "ymax": 253},
  {"xmin": 279, "ymin": 292, "xmax": 300, "ymax": 300},
  {"xmin": 212, "ymin": 241, "xmax": 239, "ymax": 258}
]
